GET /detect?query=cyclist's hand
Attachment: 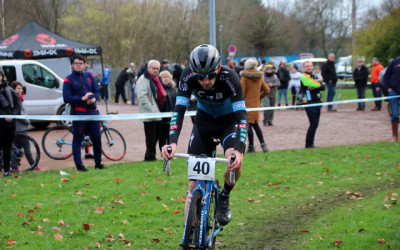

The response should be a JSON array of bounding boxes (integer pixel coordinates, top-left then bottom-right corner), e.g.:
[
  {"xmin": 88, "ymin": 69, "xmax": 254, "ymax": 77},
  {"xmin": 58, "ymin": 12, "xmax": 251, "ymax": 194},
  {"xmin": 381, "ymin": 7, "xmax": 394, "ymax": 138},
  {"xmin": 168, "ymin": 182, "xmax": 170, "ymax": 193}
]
[
  {"xmin": 228, "ymin": 150, "xmax": 243, "ymax": 171},
  {"xmin": 87, "ymin": 98, "xmax": 96, "ymax": 105},
  {"xmin": 161, "ymin": 143, "xmax": 176, "ymax": 160}
]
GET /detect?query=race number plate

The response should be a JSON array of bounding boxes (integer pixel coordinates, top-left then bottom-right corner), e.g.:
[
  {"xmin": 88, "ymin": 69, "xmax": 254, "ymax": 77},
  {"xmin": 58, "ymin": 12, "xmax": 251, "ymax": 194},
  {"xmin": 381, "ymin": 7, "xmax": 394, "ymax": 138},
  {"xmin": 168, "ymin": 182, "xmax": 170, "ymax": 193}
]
[{"xmin": 187, "ymin": 156, "xmax": 216, "ymax": 180}]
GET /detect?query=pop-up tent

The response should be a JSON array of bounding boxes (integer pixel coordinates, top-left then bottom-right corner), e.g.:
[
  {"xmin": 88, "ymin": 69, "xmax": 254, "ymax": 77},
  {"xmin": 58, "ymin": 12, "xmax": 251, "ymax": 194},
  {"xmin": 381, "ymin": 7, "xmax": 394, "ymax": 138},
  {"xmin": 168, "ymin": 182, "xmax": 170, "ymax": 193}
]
[{"xmin": 0, "ymin": 21, "xmax": 101, "ymax": 59}]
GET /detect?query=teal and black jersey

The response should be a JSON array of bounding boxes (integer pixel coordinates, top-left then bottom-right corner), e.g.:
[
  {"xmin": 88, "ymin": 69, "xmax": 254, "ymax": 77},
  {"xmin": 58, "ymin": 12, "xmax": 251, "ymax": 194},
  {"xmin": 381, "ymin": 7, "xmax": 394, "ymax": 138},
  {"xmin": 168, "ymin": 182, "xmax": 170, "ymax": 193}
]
[{"xmin": 169, "ymin": 66, "xmax": 248, "ymax": 154}]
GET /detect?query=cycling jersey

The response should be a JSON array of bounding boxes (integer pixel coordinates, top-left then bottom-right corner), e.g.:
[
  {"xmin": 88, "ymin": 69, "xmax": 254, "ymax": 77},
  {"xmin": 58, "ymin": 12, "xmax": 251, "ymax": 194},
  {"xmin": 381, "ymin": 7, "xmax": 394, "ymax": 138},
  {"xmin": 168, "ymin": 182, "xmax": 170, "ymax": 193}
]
[{"xmin": 169, "ymin": 66, "xmax": 248, "ymax": 154}]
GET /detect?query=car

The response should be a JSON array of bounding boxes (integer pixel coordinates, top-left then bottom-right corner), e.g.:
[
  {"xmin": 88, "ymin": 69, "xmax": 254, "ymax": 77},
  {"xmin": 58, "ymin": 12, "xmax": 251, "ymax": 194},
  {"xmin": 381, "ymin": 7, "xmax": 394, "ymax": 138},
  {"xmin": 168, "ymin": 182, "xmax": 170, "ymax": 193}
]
[{"xmin": 0, "ymin": 59, "xmax": 67, "ymax": 129}]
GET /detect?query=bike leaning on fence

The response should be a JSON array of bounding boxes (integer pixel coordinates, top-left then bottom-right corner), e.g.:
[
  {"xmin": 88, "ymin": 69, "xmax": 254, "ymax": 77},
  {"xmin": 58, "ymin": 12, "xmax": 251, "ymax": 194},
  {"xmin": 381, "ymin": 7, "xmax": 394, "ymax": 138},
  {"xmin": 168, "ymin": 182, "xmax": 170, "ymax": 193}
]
[
  {"xmin": 41, "ymin": 121, "xmax": 126, "ymax": 161},
  {"xmin": 164, "ymin": 146, "xmax": 235, "ymax": 250},
  {"xmin": 0, "ymin": 133, "xmax": 40, "ymax": 171}
]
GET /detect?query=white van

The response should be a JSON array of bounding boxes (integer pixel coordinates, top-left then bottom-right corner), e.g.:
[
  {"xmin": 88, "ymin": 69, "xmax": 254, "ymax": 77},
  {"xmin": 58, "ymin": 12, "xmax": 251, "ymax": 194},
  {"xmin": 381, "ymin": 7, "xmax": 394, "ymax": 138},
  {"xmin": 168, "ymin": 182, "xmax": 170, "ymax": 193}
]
[{"xmin": 0, "ymin": 60, "xmax": 66, "ymax": 129}]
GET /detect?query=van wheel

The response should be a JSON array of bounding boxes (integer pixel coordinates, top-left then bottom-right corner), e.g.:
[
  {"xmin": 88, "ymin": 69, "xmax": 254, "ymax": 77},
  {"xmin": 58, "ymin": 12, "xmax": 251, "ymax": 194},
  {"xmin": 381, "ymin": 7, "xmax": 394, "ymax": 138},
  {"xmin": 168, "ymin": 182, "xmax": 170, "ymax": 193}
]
[
  {"xmin": 56, "ymin": 105, "xmax": 72, "ymax": 126},
  {"xmin": 31, "ymin": 121, "xmax": 51, "ymax": 130}
]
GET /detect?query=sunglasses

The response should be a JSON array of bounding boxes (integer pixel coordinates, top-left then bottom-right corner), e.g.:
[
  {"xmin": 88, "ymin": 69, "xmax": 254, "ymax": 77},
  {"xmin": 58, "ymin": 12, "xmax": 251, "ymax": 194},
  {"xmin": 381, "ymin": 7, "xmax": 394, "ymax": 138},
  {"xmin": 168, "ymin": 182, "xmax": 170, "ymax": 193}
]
[{"xmin": 195, "ymin": 73, "xmax": 217, "ymax": 81}]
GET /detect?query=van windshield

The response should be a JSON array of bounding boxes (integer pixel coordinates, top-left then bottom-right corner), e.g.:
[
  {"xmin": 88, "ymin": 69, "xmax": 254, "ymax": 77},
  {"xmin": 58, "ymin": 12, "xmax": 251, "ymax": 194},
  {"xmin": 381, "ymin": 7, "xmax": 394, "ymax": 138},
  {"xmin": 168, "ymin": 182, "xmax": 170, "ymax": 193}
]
[{"xmin": 22, "ymin": 64, "xmax": 57, "ymax": 89}]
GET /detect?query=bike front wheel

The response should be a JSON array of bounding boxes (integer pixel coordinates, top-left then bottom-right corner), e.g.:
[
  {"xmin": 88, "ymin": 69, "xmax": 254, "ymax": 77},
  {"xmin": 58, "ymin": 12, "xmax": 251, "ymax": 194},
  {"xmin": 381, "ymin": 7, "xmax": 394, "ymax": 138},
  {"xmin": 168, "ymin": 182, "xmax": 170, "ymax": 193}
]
[
  {"xmin": 12, "ymin": 134, "xmax": 40, "ymax": 171},
  {"xmin": 101, "ymin": 128, "xmax": 126, "ymax": 161},
  {"xmin": 206, "ymin": 180, "xmax": 220, "ymax": 249},
  {"xmin": 42, "ymin": 125, "xmax": 73, "ymax": 160},
  {"xmin": 182, "ymin": 191, "xmax": 202, "ymax": 249}
]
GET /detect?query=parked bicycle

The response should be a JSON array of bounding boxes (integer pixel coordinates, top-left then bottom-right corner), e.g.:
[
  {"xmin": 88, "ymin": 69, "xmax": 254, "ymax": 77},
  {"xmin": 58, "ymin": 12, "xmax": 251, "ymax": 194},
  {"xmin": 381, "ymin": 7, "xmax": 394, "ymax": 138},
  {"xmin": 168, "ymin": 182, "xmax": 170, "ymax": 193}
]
[
  {"xmin": 163, "ymin": 146, "xmax": 235, "ymax": 250},
  {"xmin": 41, "ymin": 121, "xmax": 126, "ymax": 161},
  {"xmin": 0, "ymin": 133, "xmax": 40, "ymax": 171}
]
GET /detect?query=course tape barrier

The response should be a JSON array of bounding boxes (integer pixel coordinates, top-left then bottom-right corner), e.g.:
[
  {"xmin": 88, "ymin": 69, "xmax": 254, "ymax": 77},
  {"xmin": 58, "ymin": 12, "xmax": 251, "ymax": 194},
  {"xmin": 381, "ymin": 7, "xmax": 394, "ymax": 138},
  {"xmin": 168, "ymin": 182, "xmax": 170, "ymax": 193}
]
[{"xmin": 1, "ymin": 95, "xmax": 399, "ymax": 121}]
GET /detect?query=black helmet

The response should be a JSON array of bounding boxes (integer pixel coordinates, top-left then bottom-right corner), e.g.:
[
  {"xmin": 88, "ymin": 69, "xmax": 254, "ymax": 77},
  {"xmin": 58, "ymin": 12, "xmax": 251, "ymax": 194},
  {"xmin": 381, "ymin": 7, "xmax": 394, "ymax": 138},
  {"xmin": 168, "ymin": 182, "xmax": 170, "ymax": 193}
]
[{"xmin": 189, "ymin": 44, "xmax": 221, "ymax": 75}]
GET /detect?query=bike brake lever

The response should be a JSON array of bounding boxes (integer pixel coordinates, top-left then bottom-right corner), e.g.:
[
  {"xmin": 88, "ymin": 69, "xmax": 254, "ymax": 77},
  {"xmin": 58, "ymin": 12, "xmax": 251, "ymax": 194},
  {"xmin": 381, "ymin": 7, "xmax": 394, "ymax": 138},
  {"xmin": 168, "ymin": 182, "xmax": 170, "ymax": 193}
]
[{"xmin": 229, "ymin": 153, "xmax": 236, "ymax": 185}]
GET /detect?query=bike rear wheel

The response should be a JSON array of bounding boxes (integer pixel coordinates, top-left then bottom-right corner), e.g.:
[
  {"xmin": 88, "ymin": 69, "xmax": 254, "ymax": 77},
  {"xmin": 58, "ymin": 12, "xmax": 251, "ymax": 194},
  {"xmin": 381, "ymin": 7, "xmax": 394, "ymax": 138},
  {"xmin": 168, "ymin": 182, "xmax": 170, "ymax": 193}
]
[
  {"xmin": 182, "ymin": 191, "xmax": 202, "ymax": 249},
  {"xmin": 101, "ymin": 127, "xmax": 126, "ymax": 161},
  {"xmin": 12, "ymin": 134, "xmax": 40, "ymax": 171},
  {"xmin": 42, "ymin": 125, "xmax": 73, "ymax": 160}
]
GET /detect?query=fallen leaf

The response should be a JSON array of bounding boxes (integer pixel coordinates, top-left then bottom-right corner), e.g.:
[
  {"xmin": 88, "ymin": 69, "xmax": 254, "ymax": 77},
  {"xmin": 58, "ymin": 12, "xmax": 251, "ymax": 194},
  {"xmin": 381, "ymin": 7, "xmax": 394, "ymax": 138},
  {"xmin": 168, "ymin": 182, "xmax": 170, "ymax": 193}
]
[
  {"xmin": 358, "ymin": 228, "xmax": 365, "ymax": 232},
  {"xmin": 115, "ymin": 195, "xmax": 122, "ymax": 198},
  {"xmin": 377, "ymin": 238, "xmax": 386, "ymax": 245},
  {"xmin": 162, "ymin": 203, "xmax": 169, "ymax": 209},
  {"xmin": 383, "ymin": 196, "xmax": 389, "ymax": 202},
  {"xmin": 76, "ymin": 191, "xmax": 83, "ymax": 195},
  {"xmin": 94, "ymin": 207, "xmax": 105, "ymax": 214},
  {"xmin": 43, "ymin": 218, "xmax": 49, "ymax": 223},
  {"xmin": 113, "ymin": 200, "xmax": 124, "ymax": 204},
  {"xmin": 22, "ymin": 220, "xmax": 30, "ymax": 226},
  {"xmin": 156, "ymin": 196, "xmax": 162, "ymax": 201},
  {"xmin": 317, "ymin": 235, "xmax": 323, "ymax": 240},
  {"xmin": 40, "ymin": 184, "xmax": 45, "ymax": 187},
  {"xmin": 122, "ymin": 220, "xmax": 129, "ymax": 225},
  {"xmin": 54, "ymin": 233, "xmax": 63, "ymax": 241},
  {"xmin": 6, "ymin": 240, "xmax": 16, "ymax": 246},
  {"xmin": 237, "ymin": 222, "xmax": 248, "ymax": 226},
  {"xmin": 118, "ymin": 233, "xmax": 125, "ymax": 238},
  {"xmin": 16, "ymin": 212, "xmax": 23, "ymax": 217},
  {"xmin": 151, "ymin": 238, "xmax": 160, "ymax": 243},
  {"xmin": 114, "ymin": 178, "xmax": 121, "ymax": 183},
  {"xmin": 332, "ymin": 240, "xmax": 343, "ymax": 246},
  {"xmin": 52, "ymin": 227, "xmax": 61, "ymax": 231},
  {"xmin": 384, "ymin": 204, "xmax": 391, "ymax": 210},
  {"xmin": 248, "ymin": 198, "xmax": 255, "ymax": 202},
  {"xmin": 83, "ymin": 223, "xmax": 90, "ymax": 230},
  {"xmin": 59, "ymin": 219, "xmax": 65, "ymax": 227},
  {"xmin": 156, "ymin": 178, "xmax": 163, "ymax": 182},
  {"xmin": 11, "ymin": 194, "xmax": 17, "ymax": 198},
  {"xmin": 300, "ymin": 229, "xmax": 309, "ymax": 232},
  {"xmin": 37, "ymin": 225, "xmax": 43, "ymax": 231},
  {"xmin": 34, "ymin": 204, "xmax": 41, "ymax": 209},
  {"xmin": 172, "ymin": 209, "xmax": 181, "ymax": 215},
  {"xmin": 94, "ymin": 242, "xmax": 101, "ymax": 248},
  {"xmin": 60, "ymin": 178, "xmax": 69, "ymax": 183}
]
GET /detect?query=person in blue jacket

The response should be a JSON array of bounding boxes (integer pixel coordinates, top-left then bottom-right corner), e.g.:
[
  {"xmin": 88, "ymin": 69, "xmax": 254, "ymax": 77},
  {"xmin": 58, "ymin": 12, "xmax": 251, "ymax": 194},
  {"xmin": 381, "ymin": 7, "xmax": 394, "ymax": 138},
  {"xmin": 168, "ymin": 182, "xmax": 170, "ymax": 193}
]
[
  {"xmin": 63, "ymin": 54, "xmax": 103, "ymax": 172},
  {"xmin": 383, "ymin": 56, "xmax": 400, "ymax": 141}
]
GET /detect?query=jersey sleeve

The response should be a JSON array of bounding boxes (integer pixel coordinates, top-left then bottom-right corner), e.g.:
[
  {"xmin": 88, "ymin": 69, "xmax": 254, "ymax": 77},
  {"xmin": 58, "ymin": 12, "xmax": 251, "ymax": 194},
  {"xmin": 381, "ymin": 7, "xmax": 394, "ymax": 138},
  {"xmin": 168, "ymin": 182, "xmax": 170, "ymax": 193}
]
[{"xmin": 169, "ymin": 67, "xmax": 193, "ymax": 145}]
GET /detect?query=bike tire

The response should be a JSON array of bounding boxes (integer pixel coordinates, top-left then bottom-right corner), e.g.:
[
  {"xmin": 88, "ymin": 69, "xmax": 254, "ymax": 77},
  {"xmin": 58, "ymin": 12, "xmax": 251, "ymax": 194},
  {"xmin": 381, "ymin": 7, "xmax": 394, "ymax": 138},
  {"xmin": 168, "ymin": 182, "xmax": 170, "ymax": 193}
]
[
  {"xmin": 182, "ymin": 191, "xmax": 202, "ymax": 249},
  {"xmin": 206, "ymin": 180, "xmax": 219, "ymax": 249},
  {"xmin": 42, "ymin": 125, "xmax": 73, "ymax": 160},
  {"xmin": 101, "ymin": 127, "xmax": 126, "ymax": 161},
  {"xmin": 13, "ymin": 134, "xmax": 40, "ymax": 171}
]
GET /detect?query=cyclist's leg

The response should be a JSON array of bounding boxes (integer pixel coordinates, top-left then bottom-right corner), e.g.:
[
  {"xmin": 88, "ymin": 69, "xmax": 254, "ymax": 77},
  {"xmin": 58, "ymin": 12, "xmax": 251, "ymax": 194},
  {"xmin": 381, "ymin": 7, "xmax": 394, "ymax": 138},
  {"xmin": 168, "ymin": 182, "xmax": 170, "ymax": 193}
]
[{"xmin": 86, "ymin": 119, "xmax": 102, "ymax": 165}]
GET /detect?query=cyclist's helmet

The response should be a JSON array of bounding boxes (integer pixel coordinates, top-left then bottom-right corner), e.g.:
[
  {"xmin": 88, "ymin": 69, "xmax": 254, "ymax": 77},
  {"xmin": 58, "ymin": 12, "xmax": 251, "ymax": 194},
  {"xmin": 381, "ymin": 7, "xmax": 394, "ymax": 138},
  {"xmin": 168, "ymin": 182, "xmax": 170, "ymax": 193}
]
[{"xmin": 189, "ymin": 44, "xmax": 221, "ymax": 75}]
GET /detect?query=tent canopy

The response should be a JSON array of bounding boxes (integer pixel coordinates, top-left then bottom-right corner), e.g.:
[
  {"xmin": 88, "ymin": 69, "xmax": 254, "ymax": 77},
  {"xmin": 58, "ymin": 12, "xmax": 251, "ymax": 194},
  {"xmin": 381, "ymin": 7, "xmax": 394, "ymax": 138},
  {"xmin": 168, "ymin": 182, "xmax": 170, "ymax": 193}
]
[{"xmin": 0, "ymin": 21, "xmax": 101, "ymax": 59}]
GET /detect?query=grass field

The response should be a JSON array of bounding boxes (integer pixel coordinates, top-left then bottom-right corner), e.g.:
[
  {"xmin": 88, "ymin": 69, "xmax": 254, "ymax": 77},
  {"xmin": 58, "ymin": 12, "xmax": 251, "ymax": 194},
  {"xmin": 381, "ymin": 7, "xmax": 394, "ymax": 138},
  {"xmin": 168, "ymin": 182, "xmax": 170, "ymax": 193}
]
[{"xmin": 1, "ymin": 142, "xmax": 399, "ymax": 249}]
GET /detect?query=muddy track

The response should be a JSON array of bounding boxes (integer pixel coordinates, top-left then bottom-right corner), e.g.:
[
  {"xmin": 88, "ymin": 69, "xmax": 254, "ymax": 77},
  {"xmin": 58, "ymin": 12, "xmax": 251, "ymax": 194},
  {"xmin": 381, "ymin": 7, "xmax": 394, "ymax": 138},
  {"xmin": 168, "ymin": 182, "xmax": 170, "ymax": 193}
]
[{"xmin": 233, "ymin": 180, "xmax": 400, "ymax": 249}]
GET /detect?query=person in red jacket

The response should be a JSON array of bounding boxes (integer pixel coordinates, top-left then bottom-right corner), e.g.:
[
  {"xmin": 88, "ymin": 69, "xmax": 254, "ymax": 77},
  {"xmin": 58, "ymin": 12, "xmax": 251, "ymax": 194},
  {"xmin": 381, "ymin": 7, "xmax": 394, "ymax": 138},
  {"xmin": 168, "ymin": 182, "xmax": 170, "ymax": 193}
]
[{"xmin": 370, "ymin": 57, "xmax": 385, "ymax": 111}]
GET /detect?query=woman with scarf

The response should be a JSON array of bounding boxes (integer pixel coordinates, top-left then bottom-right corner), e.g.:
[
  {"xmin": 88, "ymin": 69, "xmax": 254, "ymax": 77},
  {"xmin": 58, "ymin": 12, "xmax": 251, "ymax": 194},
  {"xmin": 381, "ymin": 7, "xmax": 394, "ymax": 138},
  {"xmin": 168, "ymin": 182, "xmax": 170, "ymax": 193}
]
[{"xmin": 0, "ymin": 70, "xmax": 22, "ymax": 177}]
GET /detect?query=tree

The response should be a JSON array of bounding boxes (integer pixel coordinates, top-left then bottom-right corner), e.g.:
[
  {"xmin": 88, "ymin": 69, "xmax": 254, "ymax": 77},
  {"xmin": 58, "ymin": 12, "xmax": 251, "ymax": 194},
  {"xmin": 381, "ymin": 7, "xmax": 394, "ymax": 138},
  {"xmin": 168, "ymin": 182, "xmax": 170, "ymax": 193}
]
[{"xmin": 355, "ymin": 7, "xmax": 400, "ymax": 65}]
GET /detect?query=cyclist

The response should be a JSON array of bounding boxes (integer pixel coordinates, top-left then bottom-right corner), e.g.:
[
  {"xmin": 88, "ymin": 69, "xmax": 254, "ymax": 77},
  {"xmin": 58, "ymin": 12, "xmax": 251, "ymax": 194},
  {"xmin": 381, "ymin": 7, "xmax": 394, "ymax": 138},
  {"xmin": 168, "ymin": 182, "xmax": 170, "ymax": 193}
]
[{"xmin": 161, "ymin": 44, "xmax": 248, "ymax": 226}]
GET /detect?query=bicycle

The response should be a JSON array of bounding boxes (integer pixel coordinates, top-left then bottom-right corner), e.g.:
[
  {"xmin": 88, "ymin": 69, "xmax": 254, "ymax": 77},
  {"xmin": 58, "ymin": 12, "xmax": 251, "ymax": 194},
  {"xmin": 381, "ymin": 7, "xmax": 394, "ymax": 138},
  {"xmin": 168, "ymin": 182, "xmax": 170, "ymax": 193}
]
[
  {"xmin": 164, "ymin": 146, "xmax": 235, "ymax": 250},
  {"xmin": 41, "ymin": 121, "xmax": 126, "ymax": 161},
  {"xmin": 0, "ymin": 133, "xmax": 40, "ymax": 171}
]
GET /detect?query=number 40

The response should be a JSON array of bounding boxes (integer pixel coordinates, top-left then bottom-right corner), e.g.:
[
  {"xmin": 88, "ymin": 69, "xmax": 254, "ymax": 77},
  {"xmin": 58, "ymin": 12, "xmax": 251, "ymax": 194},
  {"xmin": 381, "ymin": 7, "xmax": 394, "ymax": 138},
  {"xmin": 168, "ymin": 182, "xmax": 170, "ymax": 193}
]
[{"xmin": 193, "ymin": 161, "xmax": 210, "ymax": 175}]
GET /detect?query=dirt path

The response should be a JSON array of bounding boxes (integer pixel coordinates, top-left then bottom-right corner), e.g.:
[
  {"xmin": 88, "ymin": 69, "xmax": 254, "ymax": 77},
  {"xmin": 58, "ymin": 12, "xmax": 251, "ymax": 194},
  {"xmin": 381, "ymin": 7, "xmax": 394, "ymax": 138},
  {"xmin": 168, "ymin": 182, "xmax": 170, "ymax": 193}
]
[{"xmin": 29, "ymin": 101, "xmax": 393, "ymax": 171}]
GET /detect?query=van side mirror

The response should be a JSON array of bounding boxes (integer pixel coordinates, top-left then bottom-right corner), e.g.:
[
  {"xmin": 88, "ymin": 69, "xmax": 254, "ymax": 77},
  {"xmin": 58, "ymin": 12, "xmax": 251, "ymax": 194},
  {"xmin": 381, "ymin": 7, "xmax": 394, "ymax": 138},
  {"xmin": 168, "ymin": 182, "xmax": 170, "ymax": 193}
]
[
  {"xmin": 23, "ymin": 86, "xmax": 27, "ymax": 95},
  {"xmin": 54, "ymin": 79, "xmax": 60, "ymax": 88}
]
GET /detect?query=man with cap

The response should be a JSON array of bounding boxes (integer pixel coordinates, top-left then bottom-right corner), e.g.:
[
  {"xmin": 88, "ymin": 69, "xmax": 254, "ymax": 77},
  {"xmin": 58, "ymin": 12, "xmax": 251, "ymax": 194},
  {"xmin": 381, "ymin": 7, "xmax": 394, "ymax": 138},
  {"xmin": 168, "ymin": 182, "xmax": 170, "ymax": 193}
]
[
  {"xmin": 370, "ymin": 57, "xmax": 384, "ymax": 111},
  {"xmin": 352, "ymin": 57, "xmax": 369, "ymax": 111}
]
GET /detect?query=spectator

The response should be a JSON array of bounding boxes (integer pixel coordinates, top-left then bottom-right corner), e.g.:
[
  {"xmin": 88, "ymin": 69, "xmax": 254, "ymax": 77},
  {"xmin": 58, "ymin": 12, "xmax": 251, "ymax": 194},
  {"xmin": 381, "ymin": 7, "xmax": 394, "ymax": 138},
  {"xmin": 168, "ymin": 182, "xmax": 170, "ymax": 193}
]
[
  {"xmin": 277, "ymin": 62, "xmax": 290, "ymax": 106},
  {"xmin": 321, "ymin": 53, "xmax": 338, "ymax": 112},
  {"xmin": 262, "ymin": 64, "xmax": 280, "ymax": 126},
  {"xmin": 127, "ymin": 63, "xmax": 137, "ymax": 105},
  {"xmin": 352, "ymin": 58, "xmax": 369, "ymax": 111},
  {"xmin": 137, "ymin": 62, "xmax": 147, "ymax": 79},
  {"xmin": 235, "ymin": 60, "xmax": 245, "ymax": 78},
  {"xmin": 383, "ymin": 56, "xmax": 400, "ymax": 141},
  {"xmin": 158, "ymin": 70, "xmax": 177, "ymax": 151},
  {"xmin": 172, "ymin": 64, "xmax": 183, "ymax": 85},
  {"xmin": 370, "ymin": 57, "xmax": 385, "ymax": 111},
  {"xmin": 0, "ymin": 69, "xmax": 22, "ymax": 177},
  {"xmin": 225, "ymin": 56, "xmax": 234, "ymax": 70},
  {"xmin": 257, "ymin": 59, "xmax": 267, "ymax": 71},
  {"xmin": 288, "ymin": 65, "xmax": 302, "ymax": 106},
  {"xmin": 114, "ymin": 67, "xmax": 130, "ymax": 104},
  {"xmin": 102, "ymin": 64, "xmax": 111, "ymax": 101},
  {"xmin": 136, "ymin": 59, "xmax": 166, "ymax": 161},
  {"xmin": 63, "ymin": 54, "xmax": 103, "ymax": 172},
  {"xmin": 240, "ymin": 59, "xmax": 270, "ymax": 153},
  {"xmin": 160, "ymin": 60, "xmax": 169, "ymax": 72},
  {"xmin": 9, "ymin": 81, "xmax": 44, "ymax": 172},
  {"xmin": 300, "ymin": 61, "xmax": 325, "ymax": 148}
]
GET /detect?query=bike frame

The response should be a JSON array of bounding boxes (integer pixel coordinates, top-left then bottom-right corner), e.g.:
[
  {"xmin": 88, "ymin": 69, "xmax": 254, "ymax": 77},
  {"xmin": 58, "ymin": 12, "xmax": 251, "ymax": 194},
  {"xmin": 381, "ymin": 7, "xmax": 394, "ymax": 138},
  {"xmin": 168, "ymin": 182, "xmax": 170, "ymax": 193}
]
[{"xmin": 182, "ymin": 179, "xmax": 222, "ymax": 247}]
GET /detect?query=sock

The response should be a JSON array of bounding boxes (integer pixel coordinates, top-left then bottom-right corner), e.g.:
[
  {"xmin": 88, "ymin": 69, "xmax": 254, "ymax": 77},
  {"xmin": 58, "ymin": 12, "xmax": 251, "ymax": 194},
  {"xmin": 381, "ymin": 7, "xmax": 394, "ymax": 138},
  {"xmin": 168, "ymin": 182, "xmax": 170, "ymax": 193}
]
[{"xmin": 222, "ymin": 182, "xmax": 234, "ymax": 195}]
